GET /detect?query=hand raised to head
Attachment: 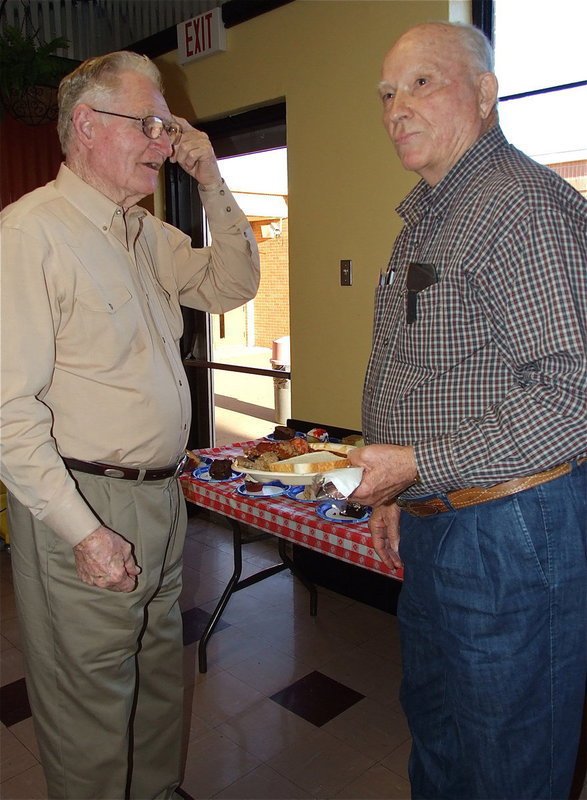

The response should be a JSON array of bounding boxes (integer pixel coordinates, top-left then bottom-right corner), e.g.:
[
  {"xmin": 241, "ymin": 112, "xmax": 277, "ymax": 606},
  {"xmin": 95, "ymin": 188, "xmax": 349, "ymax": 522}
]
[{"xmin": 169, "ymin": 116, "xmax": 222, "ymax": 187}]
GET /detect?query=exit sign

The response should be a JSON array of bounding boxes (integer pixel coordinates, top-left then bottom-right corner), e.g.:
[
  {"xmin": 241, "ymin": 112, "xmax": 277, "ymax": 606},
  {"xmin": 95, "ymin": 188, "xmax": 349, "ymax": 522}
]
[{"xmin": 177, "ymin": 7, "xmax": 226, "ymax": 64}]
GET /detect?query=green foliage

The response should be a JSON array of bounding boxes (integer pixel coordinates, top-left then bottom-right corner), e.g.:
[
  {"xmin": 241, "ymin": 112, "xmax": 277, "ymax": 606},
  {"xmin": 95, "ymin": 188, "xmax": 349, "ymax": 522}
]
[{"xmin": 0, "ymin": 24, "xmax": 70, "ymax": 96}]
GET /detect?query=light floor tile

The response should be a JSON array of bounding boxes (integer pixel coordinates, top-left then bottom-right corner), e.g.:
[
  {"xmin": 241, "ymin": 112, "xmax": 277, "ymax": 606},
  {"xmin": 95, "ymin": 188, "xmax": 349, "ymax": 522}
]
[
  {"xmin": 188, "ymin": 668, "xmax": 265, "ymax": 727},
  {"xmin": 181, "ymin": 729, "xmax": 260, "ymax": 799},
  {"xmin": 7, "ymin": 716, "xmax": 41, "ymax": 760},
  {"xmin": 323, "ymin": 696, "xmax": 411, "ymax": 761},
  {"xmin": 0, "ymin": 763, "xmax": 48, "ymax": 799},
  {"xmin": 225, "ymin": 644, "xmax": 312, "ymax": 695},
  {"xmin": 266, "ymin": 728, "xmax": 375, "ymax": 797},
  {"xmin": 332, "ymin": 762, "xmax": 411, "ymax": 799},
  {"xmin": 380, "ymin": 738, "xmax": 412, "ymax": 782},
  {"xmin": 0, "ymin": 727, "xmax": 38, "ymax": 782},
  {"xmin": 218, "ymin": 696, "xmax": 317, "ymax": 761},
  {"xmin": 213, "ymin": 762, "xmax": 313, "ymax": 799},
  {"xmin": 0, "ymin": 647, "xmax": 25, "ymax": 686}
]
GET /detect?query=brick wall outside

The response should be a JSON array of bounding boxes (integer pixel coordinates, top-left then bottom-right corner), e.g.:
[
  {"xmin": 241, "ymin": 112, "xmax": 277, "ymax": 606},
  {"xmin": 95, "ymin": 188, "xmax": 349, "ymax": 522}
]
[
  {"xmin": 547, "ymin": 160, "xmax": 586, "ymax": 199},
  {"xmin": 250, "ymin": 217, "xmax": 290, "ymax": 353}
]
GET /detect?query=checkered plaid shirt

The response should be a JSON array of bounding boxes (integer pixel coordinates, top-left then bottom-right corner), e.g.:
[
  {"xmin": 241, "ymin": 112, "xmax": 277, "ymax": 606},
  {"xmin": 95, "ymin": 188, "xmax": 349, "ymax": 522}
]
[{"xmin": 362, "ymin": 125, "xmax": 587, "ymax": 497}]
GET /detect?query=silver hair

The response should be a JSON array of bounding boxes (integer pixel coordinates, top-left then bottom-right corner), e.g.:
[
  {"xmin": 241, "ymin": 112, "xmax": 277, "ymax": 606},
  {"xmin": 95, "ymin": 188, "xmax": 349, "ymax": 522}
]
[
  {"xmin": 57, "ymin": 51, "xmax": 163, "ymax": 154},
  {"xmin": 422, "ymin": 21, "xmax": 495, "ymax": 73}
]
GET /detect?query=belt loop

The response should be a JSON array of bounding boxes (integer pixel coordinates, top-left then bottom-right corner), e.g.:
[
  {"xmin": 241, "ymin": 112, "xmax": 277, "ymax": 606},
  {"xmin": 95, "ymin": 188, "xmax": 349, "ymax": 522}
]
[
  {"xmin": 135, "ymin": 468, "xmax": 147, "ymax": 485},
  {"xmin": 440, "ymin": 494, "xmax": 457, "ymax": 512}
]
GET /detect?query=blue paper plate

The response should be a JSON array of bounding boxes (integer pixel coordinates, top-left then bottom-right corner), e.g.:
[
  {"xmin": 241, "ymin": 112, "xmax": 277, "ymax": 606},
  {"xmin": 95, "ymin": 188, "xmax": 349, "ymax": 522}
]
[
  {"xmin": 236, "ymin": 481, "xmax": 288, "ymax": 499},
  {"xmin": 265, "ymin": 431, "xmax": 306, "ymax": 442},
  {"xmin": 193, "ymin": 465, "xmax": 243, "ymax": 483},
  {"xmin": 285, "ymin": 485, "xmax": 321, "ymax": 503},
  {"xmin": 316, "ymin": 501, "xmax": 371, "ymax": 524}
]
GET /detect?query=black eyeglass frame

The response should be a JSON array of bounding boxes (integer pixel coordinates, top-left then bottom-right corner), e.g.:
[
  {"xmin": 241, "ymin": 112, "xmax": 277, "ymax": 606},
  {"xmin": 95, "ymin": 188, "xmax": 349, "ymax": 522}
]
[{"xmin": 91, "ymin": 108, "xmax": 183, "ymax": 146}]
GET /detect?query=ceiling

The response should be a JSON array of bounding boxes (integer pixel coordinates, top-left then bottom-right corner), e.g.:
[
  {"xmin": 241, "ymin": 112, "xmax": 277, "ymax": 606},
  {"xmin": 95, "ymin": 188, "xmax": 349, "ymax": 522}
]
[{"xmin": 0, "ymin": 0, "xmax": 229, "ymax": 61}]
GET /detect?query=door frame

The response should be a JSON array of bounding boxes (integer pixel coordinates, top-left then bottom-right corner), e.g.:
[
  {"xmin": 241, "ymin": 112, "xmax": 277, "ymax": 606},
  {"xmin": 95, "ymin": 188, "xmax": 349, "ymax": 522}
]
[{"xmin": 165, "ymin": 101, "xmax": 287, "ymax": 448}]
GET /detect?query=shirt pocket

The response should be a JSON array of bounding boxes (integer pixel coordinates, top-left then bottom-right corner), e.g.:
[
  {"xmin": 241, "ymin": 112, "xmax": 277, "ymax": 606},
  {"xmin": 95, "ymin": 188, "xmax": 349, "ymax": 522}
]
[
  {"xmin": 393, "ymin": 278, "xmax": 488, "ymax": 375},
  {"xmin": 72, "ymin": 285, "xmax": 140, "ymax": 363},
  {"xmin": 76, "ymin": 285, "xmax": 132, "ymax": 314}
]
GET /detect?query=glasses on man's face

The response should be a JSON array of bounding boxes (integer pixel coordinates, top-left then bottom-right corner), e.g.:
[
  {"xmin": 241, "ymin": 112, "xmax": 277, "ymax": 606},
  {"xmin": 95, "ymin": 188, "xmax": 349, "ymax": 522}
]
[{"xmin": 91, "ymin": 109, "xmax": 183, "ymax": 146}]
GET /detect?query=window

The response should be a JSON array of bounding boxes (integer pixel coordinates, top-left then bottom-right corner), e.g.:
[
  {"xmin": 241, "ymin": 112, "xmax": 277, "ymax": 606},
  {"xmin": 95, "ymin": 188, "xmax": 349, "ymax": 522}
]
[{"xmin": 491, "ymin": 0, "xmax": 587, "ymax": 197}]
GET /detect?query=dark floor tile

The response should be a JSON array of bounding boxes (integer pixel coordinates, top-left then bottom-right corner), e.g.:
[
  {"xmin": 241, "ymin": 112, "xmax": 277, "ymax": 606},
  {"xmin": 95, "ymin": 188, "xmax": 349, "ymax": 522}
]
[
  {"xmin": 0, "ymin": 676, "xmax": 32, "ymax": 726},
  {"xmin": 181, "ymin": 606, "xmax": 230, "ymax": 646},
  {"xmin": 270, "ymin": 670, "xmax": 364, "ymax": 727}
]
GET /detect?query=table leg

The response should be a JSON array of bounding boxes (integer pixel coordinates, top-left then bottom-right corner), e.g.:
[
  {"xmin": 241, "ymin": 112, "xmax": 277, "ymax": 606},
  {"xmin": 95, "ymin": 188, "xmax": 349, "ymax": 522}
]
[
  {"xmin": 197, "ymin": 518, "xmax": 317, "ymax": 673},
  {"xmin": 278, "ymin": 538, "xmax": 318, "ymax": 616}
]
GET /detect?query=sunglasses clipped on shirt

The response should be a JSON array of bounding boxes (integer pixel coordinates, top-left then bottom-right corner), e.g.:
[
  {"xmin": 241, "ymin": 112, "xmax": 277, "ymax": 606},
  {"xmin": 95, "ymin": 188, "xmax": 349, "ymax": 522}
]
[
  {"xmin": 406, "ymin": 262, "xmax": 438, "ymax": 324},
  {"xmin": 91, "ymin": 109, "xmax": 183, "ymax": 146}
]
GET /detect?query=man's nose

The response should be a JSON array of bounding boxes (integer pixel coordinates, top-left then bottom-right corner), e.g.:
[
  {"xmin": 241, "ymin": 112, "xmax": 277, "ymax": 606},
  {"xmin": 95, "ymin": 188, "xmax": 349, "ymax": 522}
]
[
  {"xmin": 387, "ymin": 90, "xmax": 412, "ymax": 123},
  {"xmin": 152, "ymin": 133, "xmax": 174, "ymax": 159}
]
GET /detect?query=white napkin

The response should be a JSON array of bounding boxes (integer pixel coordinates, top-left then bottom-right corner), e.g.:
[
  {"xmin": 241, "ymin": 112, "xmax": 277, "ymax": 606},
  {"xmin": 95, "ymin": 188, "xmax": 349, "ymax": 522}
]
[{"xmin": 320, "ymin": 467, "xmax": 363, "ymax": 499}]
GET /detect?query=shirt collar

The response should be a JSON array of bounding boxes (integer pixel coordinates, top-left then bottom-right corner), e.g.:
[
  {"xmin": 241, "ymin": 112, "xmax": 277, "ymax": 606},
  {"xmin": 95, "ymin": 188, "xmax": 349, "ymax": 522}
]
[
  {"xmin": 55, "ymin": 164, "xmax": 146, "ymax": 233},
  {"xmin": 397, "ymin": 125, "xmax": 509, "ymax": 225}
]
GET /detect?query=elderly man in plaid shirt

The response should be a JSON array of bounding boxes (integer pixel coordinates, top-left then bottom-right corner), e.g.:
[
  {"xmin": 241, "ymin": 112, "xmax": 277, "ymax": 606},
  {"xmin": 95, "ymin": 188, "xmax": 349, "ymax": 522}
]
[{"xmin": 349, "ymin": 21, "xmax": 586, "ymax": 800}]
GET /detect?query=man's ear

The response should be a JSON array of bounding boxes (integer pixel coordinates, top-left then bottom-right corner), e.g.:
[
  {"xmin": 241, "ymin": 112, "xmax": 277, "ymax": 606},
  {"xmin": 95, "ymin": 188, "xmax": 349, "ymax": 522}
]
[
  {"xmin": 71, "ymin": 105, "xmax": 95, "ymax": 149},
  {"xmin": 478, "ymin": 72, "xmax": 499, "ymax": 120}
]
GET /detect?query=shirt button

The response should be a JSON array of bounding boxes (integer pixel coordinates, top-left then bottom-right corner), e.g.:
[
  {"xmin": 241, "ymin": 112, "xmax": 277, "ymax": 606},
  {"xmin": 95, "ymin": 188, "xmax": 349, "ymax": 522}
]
[
  {"xmin": 220, "ymin": 189, "xmax": 225, "ymax": 196},
  {"xmin": 102, "ymin": 226, "xmax": 108, "ymax": 231},
  {"xmin": 115, "ymin": 209, "xmax": 122, "ymax": 215},
  {"xmin": 179, "ymin": 380, "xmax": 183, "ymax": 386},
  {"xmin": 225, "ymin": 206, "xmax": 231, "ymax": 212}
]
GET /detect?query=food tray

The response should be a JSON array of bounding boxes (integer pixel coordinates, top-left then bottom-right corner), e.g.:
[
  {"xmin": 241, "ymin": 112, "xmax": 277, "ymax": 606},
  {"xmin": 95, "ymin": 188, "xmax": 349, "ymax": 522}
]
[{"xmin": 235, "ymin": 464, "xmax": 322, "ymax": 486}]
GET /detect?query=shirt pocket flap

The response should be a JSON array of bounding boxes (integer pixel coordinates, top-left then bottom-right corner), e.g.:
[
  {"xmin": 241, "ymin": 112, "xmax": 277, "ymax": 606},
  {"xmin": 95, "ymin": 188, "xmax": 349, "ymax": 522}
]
[{"xmin": 76, "ymin": 285, "xmax": 132, "ymax": 313}]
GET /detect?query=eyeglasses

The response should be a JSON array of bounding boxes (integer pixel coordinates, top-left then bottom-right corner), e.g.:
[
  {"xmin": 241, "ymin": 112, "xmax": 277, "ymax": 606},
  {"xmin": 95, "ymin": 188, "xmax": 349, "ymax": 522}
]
[{"xmin": 91, "ymin": 109, "xmax": 183, "ymax": 146}]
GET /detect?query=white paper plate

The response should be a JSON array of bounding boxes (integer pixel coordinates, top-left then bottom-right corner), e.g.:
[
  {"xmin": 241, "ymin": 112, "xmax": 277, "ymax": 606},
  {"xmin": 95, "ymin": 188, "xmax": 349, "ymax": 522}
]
[
  {"xmin": 316, "ymin": 501, "xmax": 371, "ymax": 524},
  {"xmin": 235, "ymin": 463, "xmax": 320, "ymax": 486},
  {"xmin": 236, "ymin": 482, "xmax": 288, "ymax": 498}
]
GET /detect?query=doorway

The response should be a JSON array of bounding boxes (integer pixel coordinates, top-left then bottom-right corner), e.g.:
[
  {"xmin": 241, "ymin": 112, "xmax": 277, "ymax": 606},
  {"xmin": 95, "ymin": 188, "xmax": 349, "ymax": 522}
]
[
  {"xmin": 212, "ymin": 147, "xmax": 289, "ymax": 445},
  {"xmin": 165, "ymin": 102, "xmax": 288, "ymax": 449}
]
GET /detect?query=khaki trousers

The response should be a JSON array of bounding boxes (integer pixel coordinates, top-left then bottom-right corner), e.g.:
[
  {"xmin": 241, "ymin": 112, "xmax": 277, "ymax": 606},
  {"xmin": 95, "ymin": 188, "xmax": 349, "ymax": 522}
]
[{"xmin": 8, "ymin": 472, "xmax": 187, "ymax": 800}]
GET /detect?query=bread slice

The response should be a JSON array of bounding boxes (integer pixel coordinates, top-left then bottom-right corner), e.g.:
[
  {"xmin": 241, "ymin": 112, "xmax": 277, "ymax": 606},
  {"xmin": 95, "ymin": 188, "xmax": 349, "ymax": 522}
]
[
  {"xmin": 308, "ymin": 442, "xmax": 355, "ymax": 456},
  {"xmin": 269, "ymin": 450, "xmax": 350, "ymax": 474}
]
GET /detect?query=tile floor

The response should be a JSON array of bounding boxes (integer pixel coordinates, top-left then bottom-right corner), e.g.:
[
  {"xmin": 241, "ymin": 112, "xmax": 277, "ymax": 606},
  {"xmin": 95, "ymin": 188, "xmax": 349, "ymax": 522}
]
[{"xmin": 0, "ymin": 508, "xmax": 412, "ymax": 799}]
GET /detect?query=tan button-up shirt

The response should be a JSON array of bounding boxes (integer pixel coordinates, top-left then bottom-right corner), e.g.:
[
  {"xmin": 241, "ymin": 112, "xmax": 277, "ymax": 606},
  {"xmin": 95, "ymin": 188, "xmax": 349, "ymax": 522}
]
[{"xmin": 0, "ymin": 164, "xmax": 259, "ymax": 544}]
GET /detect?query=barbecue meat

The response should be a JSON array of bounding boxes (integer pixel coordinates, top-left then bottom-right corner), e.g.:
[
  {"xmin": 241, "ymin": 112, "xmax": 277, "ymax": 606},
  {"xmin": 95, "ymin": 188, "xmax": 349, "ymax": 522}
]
[{"xmin": 244, "ymin": 437, "xmax": 309, "ymax": 461}]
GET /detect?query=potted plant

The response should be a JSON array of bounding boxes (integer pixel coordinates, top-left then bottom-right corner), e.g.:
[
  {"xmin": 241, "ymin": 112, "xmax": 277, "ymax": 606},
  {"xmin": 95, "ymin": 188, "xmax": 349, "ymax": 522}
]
[{"xmin": 0, "ymin": 23, "xmax": 72, "ymax": 125}]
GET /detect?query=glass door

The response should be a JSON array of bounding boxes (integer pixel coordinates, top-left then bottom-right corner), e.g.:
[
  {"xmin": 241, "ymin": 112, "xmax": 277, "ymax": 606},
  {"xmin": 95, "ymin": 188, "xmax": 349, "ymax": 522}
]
[{"xmin": 165, "ymin": 102, "xmax": 288, "ymax": 449}]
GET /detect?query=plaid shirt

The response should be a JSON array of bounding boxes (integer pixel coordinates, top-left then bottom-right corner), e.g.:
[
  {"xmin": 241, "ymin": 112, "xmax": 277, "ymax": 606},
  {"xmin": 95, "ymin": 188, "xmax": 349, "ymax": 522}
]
[{"xmin": 362, "ymin": 125, "xmax": 587, "ymax": 497}]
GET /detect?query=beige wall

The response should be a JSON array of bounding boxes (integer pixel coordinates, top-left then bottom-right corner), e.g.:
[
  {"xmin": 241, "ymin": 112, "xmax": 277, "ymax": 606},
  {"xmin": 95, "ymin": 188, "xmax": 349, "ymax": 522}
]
[{"xmin": 156, "ymin": 0, "xmax": 451, "ymax": 431}]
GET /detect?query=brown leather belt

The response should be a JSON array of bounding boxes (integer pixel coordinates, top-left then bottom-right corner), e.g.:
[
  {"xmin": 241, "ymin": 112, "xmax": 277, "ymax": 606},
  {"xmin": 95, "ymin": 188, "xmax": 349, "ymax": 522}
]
[
  {"xmin": 63, "ymin": 454, "xmax": 188, "ymax": 482},
  {"xmin": 395, "ymin": 461, "xmax": 575, "ymax": 518}
]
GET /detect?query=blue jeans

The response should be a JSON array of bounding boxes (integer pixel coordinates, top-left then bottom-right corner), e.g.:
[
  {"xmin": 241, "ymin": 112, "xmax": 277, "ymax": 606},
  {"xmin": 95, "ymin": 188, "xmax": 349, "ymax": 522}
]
[{"xmin": 397, "ymin": 461, "xmax": 586, "ymax": 800}]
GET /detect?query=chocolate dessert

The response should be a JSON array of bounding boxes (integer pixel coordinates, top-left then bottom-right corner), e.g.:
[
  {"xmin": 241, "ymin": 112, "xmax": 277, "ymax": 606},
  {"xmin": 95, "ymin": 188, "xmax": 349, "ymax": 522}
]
[
  {"xmin": 272, "ymin": 425, "xmax": 295, "ymax": 440},
  {"xmin": 342, "ymin": 502, "xmax": 366, "ymax": 519},
  {"xmin": 209, "ymin": 459, "xmax": 233, "ymax": 480},
  {"xmin": 244, "ymin": 479, "xmax": 264, "ymax": 492}
]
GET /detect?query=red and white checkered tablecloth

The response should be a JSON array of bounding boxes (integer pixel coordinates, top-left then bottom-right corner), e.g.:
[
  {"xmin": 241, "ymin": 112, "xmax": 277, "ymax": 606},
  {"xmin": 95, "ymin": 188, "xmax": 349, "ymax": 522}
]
[{"xmin": 180, "ymin": 440, "xmax": 403, "ymax": 582}]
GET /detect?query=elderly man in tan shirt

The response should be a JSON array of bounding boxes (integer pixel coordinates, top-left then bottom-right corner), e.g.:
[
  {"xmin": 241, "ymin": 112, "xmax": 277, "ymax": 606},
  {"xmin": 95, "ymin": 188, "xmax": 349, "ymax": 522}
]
[{"xmin": 0, "ymin": 51, "xmax": 259, "ymax": 799}]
